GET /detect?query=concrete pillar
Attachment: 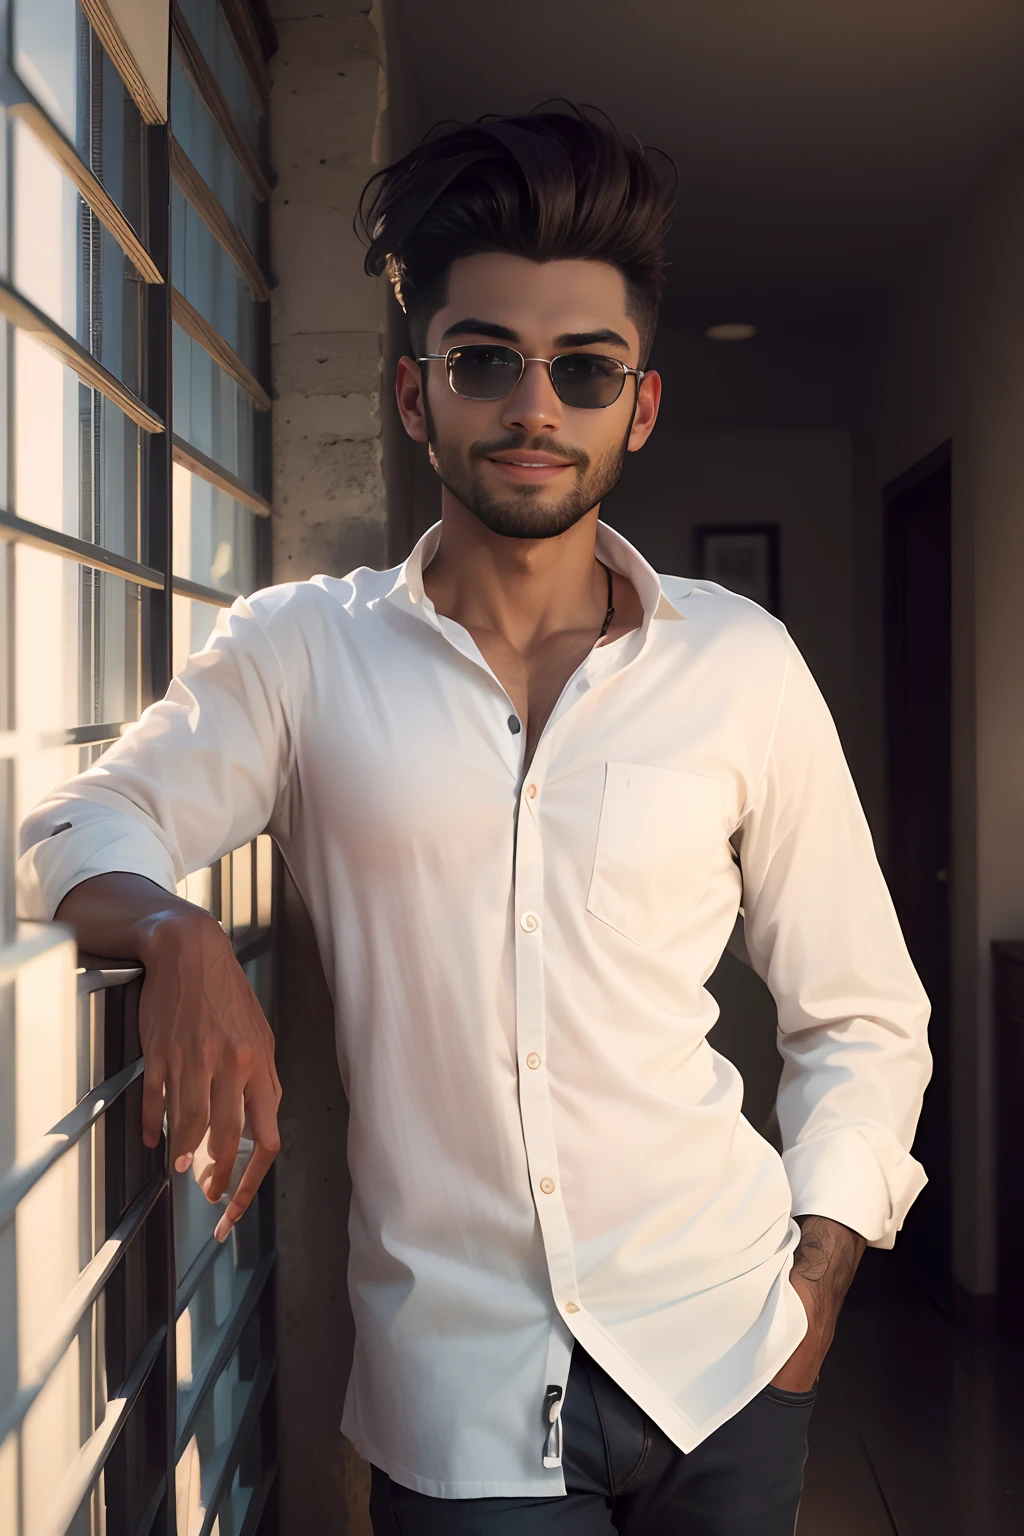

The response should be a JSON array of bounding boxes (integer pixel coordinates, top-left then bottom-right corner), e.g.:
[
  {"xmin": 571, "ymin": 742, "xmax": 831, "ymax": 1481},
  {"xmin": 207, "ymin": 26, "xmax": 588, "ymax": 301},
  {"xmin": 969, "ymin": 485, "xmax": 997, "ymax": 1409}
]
[
  {"xmin": 267, "ymin": 4, "xmax": 390, "ymax": 1530},
  {"xmin": 270, "ymin": 1, "xmax": 388, "ymax": 586}
]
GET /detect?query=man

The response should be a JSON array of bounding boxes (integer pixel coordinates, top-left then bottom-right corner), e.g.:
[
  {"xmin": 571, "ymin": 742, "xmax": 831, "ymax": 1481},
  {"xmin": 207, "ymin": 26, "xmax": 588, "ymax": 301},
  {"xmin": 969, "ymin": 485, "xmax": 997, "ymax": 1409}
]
[{"xmin": 18, "ymin": 107, "xmax": 931, "ymax": 1534}]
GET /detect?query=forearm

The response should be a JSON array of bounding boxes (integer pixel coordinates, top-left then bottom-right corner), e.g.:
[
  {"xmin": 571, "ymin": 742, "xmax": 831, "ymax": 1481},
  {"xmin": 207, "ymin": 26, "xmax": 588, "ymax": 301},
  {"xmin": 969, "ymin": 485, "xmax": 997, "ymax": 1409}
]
[
  {"xmin": 54, "ymin": 871, "xmax": 217, "ymax": 962},
  {"xmin": 792, "ymin": 1213, "xmax": 866, "ymax": 1330}
]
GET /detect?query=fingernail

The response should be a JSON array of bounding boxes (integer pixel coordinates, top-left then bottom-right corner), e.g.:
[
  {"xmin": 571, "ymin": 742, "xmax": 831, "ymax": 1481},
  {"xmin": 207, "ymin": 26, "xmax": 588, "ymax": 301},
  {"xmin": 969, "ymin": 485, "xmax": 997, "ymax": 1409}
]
[
  {"xmin": 175, "ymin": 1153, "xmax": 193, "ymax": 1173},
  {"xmin": 214, "ymin": 1216, "xmax": 230, "ymax": 1242}
]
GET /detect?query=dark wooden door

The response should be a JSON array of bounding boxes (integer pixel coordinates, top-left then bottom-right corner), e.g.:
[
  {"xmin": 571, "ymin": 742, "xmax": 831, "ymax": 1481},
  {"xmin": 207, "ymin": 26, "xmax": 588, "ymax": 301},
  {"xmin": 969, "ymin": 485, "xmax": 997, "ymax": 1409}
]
[{"xmin": 883, "ymin": 450, "xmax": 953, "ymax": 1311}]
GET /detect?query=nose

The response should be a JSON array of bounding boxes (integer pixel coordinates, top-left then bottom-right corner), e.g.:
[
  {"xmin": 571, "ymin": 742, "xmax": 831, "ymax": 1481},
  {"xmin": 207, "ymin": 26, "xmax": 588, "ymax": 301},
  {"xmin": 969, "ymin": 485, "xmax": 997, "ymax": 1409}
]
[{"xmin": 500, "ymin": 358, "xmax": 562, "ymax": 437}]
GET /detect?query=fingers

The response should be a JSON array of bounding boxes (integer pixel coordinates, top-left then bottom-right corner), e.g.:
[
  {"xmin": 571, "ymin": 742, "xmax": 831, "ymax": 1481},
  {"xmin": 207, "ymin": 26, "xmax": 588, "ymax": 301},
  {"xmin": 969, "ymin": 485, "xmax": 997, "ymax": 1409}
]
[
  {"xmin": 200, "ymin": 1072, "xmax": 245, "ymax": 1203},
  {"xmin": 166, "ymin": 1067, "xmax": 212, "ymax": 1172},
  {"xmin": 214, "ymin": 1139, "xmax": 276, "ymax": 1243},
  {"xmin": 141, "ymin": 1053, "xmax": 168, "ymax": 1149},
  {"xmin": 213, "ymin": 1075, "xmax": 281, "ymax": 1242}
]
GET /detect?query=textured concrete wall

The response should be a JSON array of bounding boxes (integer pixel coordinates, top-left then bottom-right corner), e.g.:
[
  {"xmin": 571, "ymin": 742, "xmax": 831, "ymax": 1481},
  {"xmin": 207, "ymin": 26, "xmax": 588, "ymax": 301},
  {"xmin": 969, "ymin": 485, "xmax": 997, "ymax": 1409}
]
[
  {"xmin": 270, "ymin": 0, "xmax": 388, "ymax": 587},
  {"xmin": 267, "ymin": 5, "xmax": 389, "ymax": 1532}
]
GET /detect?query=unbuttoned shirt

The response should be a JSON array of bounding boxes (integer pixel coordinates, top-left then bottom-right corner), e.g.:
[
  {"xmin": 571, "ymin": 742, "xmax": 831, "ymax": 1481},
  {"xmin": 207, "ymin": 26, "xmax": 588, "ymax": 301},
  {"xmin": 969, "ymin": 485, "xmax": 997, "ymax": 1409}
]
[{"xmin": 18, "ymin": 519, "xmax": 932, "ymax": 1498}]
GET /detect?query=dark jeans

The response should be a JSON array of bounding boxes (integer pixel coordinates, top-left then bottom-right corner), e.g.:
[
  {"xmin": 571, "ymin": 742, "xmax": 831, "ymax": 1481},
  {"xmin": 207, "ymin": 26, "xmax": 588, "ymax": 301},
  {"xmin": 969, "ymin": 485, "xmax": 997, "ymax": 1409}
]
[{"xmin": 369, "ymin": 1341, "xmax": 817, "ymax": 1534}]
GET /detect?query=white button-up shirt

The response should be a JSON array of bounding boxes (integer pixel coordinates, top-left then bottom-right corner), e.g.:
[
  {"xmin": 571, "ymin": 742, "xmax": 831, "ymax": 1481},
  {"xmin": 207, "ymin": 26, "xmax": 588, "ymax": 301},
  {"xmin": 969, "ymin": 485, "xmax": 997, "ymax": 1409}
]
[{"xmin": 18, "ymin": 520, "xmax": 931, "ymax": 1498}]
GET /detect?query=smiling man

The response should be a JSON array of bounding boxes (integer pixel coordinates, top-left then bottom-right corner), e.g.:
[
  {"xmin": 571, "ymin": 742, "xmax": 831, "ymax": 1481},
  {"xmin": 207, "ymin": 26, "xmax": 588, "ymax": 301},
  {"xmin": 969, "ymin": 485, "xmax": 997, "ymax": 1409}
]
[{"xmin": 18, "ymin": 107, "xmax": 932, "ymax": 1534}]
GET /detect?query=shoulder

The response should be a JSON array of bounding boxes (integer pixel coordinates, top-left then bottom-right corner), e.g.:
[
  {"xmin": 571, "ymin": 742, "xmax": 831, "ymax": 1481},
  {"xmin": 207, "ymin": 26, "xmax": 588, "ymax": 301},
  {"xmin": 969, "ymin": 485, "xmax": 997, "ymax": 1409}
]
[
  {"xmin": 203, "ymin": 564, "xmax": 400, "ymax": 697},
  {"xmin": 240, "ymin": 563, "xmax": 399, "ymax": 652},
  {"xmin": 246, "ymin": 562, "xmax": 398, "ymax": 628},
  {"xmin": 658, "ymin": 574, "xmax": 787, "ymax": 660}
]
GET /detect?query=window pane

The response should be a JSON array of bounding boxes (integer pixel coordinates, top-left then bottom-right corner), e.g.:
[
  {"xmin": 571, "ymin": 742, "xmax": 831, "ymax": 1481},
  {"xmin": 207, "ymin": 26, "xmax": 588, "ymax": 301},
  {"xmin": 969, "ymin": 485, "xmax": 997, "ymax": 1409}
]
[
  {"xmin": 14, "ymin": 543, "xmax": 141, "ymax": 743},
  {"xmin": 14, "ymin": 331, "xmax": 142, "ymax": 559},
  {"xmin": 172, "ymin": 324, "xmax": 260, "ymax": 493},
  {"xmin": 172, "ymin": 465, "xmax": 257, "ymax": 598},
  {"xmin": 178, "ymin": 0, "xmax": 263, "ymax": 154},
  {"xmin": 13, "ymin": 115, "xmax": 144, "ymax": 393},
  {"xmin": 255, "ymin": 836, "xmax": 272, "ymax": 929},
  {"xmin": 172, "ymin": 183, "xmax": 257, "ymax": 372},
  {"xmin": 231, "ymin": 841, "xmax": 252, "ymax": 932},
  {"xmin": 175, "ymin": 1229, "xmax": 257, "ymax": 1411},
  {"xmin": 12, "ymin": 0, "xmax": 79, "ymax": 142},
  {"xmin": 96, "ymin": 41, "xmax": 146, "ymax": 235},
  {"xmin": 13, "ymin": 4, "xmax": 146, "ymax": 233},
  {"xmin": 170, "ymin": 56, "xmax": 258, "ymax": 250},
  {"xmin": 171, "ymin": 593, "xmax": 222, "ymax": 680},
  {"xmin": 175, "ymin": 1307, "xmax": 263, "ymax": 1536},
  {"xmin": 18, "ymin": 1306, "xmax": 109, "ymax": 1536}
]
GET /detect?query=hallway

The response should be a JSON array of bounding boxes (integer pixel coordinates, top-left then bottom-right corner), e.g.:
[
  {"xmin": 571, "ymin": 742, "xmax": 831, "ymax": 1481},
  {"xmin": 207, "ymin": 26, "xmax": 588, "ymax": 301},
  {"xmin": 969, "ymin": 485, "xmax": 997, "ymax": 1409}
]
[{"xmin": 799, "ymin": 1252, "xmax": 1023, "ymax": 1534}]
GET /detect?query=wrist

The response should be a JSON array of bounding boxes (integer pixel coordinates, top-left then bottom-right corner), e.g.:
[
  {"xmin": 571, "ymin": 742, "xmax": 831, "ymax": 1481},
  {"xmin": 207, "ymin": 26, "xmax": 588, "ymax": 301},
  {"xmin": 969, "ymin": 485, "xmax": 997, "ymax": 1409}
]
[{"xmin": 134, "ymin": 903, "xmax": 222, "ymax": 965}]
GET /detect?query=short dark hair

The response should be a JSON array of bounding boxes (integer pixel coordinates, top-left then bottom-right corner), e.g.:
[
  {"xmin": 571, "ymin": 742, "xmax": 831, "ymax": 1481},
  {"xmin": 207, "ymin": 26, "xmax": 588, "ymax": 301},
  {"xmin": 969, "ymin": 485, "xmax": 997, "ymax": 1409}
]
[{"xmin": 357, "ymin": 103, "xmax": 678, "ymax": 366}]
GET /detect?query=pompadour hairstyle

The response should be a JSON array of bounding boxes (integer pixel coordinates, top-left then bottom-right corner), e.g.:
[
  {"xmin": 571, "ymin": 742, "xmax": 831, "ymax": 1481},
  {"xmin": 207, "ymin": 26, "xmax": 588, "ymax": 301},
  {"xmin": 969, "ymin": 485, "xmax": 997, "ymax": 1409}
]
[{"xmin": 356, "ymin": 103, "xmax": 678, "ymax": 366}]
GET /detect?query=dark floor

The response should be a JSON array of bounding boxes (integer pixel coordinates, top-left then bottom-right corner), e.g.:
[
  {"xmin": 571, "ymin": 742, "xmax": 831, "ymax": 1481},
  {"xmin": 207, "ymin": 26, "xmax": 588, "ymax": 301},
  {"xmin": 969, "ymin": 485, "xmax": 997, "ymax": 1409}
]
[{"xmin": 797, "ymin": 1251, "xmax": 1023, "ymax": 1535}]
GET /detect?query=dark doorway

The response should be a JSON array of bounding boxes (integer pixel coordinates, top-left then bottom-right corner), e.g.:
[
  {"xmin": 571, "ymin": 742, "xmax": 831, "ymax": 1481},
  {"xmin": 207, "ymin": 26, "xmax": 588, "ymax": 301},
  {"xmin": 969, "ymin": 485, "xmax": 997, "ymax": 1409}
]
[{"xmin": 882, "ymin": 446, "xmax": 953, "ymax": 1313}]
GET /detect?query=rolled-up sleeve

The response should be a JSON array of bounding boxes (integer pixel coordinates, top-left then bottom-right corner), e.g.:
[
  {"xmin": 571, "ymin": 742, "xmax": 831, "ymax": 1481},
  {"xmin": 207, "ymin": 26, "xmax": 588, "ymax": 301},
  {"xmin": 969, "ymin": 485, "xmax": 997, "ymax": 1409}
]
[
  {"xmin": 17, "ymin": 593, "xmax": 294, "ymax": 922},
  {"xmin": 734, "ymin": 627, "xmax": 932, "ymax": 1249}
]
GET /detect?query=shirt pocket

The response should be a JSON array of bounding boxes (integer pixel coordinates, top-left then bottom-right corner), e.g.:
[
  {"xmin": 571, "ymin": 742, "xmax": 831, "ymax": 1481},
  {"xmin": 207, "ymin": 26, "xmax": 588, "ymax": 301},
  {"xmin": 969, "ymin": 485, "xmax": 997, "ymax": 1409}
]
[{"xmin": 586, "ymin": 762, "xmax": 731, "ymax": 947}]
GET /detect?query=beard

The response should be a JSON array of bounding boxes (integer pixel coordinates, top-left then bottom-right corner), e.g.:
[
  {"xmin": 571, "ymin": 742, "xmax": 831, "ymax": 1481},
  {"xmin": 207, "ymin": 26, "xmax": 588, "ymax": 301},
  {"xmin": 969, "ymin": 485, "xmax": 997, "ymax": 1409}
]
[{"xmin": 423, "ymin": 399, "xmax": 631, "ymax": 541}]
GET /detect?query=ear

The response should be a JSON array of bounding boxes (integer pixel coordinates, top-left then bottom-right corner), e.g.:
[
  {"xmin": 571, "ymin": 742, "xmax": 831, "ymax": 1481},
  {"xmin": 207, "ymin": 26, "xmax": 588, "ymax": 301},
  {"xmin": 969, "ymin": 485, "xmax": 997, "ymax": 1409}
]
[
  {"xmin": 396, "ymin": 356, "xmax": 429, "ymax": 443},
  {"xmin": 626, "ymin": 369, "xmax": 662, "ymax": 453}
]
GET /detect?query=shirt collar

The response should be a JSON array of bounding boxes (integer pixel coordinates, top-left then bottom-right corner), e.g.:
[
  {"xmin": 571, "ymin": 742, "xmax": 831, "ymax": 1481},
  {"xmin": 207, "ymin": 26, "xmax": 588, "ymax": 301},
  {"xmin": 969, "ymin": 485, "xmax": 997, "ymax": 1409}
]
[{"xmin": 382, "ymin": 519, "xmax": 689, "ymax": 628}]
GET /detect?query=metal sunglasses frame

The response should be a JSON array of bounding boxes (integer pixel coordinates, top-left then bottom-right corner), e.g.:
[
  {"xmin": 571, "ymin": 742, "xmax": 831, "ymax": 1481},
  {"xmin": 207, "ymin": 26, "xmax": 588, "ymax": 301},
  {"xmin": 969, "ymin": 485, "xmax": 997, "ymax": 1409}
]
[{"xmin": 416, "ymin": 344, "xmax": 645, "ymax": 407}]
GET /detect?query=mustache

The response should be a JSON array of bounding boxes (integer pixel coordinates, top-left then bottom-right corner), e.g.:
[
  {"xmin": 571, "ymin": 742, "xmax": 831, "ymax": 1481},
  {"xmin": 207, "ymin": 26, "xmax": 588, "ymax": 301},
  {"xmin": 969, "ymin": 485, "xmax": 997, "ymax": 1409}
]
[{"xmin": 469, "ymin": 434, "xmax": 590, "ymax": 471}]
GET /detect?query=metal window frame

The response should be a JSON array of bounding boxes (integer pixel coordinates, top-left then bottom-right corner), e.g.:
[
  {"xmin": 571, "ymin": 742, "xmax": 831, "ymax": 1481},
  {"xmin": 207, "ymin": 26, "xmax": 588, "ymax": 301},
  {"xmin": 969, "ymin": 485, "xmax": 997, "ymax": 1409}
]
[
  {"xmin": 0, "ymin": 0, "xmax": 280, "ymax": 1531},
  {"xmin": 170, "ymin": 132, "xmax": 270, "ymax": 301},
  {"xmin": 172, "ymin": 433, "xmax": 271, "ymax": 518},
  {"xmin": 7, "ymin": 97, "xmax": 163, "ymax": 282},
  {"xmin": 171, "ymin": 0, "xmax": 270, "ymax": 203},
  {"xmin": 171, "ymin": 285, "xmax": 271, "ymax": 410}
]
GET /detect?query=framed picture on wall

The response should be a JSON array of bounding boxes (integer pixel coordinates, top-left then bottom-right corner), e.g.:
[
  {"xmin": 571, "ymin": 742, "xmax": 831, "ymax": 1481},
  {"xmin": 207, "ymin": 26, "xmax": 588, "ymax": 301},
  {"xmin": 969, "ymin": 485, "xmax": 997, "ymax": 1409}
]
[{"xmin": 692, "ymin": 523, "xmax": 781, "ymax": 617}]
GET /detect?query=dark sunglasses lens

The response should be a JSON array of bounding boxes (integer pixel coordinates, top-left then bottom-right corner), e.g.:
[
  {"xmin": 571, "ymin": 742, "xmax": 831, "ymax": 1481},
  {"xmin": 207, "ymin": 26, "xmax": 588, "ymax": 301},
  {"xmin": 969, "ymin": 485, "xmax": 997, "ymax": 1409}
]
[
  {"xmin": 447, "ymin": 345, "xmax": 523, "ymax": 400},
  {"xmin": 550, "ymin": 354, "xmax": 626, "ymax": 408}
]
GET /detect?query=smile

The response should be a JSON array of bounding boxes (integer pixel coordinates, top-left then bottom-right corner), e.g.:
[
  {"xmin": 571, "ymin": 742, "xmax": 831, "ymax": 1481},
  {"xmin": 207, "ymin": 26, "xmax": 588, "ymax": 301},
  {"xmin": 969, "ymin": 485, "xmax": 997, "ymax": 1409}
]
[{"xmin": 484, "ymin": 457, "xmax": 574, "ymax": 481}]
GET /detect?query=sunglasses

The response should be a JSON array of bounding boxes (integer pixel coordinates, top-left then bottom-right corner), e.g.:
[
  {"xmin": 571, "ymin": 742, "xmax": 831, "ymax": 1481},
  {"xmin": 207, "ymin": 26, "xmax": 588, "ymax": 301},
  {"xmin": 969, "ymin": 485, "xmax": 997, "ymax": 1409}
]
[{"xmin": 417, "ymin": 344, "xmax": 645, "ymax": 410}]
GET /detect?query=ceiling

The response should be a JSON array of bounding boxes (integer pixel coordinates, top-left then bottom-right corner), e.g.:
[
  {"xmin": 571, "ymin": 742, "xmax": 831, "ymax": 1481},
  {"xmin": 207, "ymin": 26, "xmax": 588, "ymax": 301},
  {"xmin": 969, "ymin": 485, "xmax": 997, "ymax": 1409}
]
[{"xmin": 395, "ymin": 0, "xmax": 1024, "ymax": 323}]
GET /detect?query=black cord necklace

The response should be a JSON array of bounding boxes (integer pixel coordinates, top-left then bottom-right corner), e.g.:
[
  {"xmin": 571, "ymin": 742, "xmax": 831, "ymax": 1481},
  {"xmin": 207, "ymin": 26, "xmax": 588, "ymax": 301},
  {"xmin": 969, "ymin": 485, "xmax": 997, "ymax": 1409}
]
[{"xmin": 597, "ymin": 562, "xmax": 615, "ymax": 640}]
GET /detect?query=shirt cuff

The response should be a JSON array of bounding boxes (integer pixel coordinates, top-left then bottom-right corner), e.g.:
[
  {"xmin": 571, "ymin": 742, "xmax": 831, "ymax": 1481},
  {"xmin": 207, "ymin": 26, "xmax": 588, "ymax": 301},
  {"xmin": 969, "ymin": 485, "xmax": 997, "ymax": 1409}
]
[
  {"xmin": 782, "ymin": 1124, "xmax": 928, "ymax": 1250},
  {"xmin": 16, "ymin": 818, "xmax": 179, "ymax": 921}
]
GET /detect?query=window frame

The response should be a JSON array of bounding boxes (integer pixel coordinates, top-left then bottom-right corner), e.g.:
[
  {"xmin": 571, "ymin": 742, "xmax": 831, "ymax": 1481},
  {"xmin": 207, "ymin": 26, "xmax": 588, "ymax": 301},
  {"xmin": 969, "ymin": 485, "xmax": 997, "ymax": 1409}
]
[{"xmin": 0, "ymin": 2, "xmax": 279, "ymax": 1532}]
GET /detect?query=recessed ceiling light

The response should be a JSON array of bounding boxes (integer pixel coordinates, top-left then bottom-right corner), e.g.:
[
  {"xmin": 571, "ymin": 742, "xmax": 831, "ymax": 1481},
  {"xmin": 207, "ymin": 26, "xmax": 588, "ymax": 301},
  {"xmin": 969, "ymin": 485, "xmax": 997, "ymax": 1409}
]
[{"xmin": 705, "ymin": 323, "xmax": 757, "ymax": 341}]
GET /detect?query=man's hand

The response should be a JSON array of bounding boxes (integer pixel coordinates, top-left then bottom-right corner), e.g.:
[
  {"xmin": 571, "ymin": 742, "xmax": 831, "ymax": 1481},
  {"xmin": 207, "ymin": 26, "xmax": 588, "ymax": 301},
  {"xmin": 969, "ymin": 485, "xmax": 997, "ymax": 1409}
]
[
  {"xmin": 769, "ymin": 1214, "xmax": 866, "ymax": 1392},
  {"xmin": 55, "ymin": 872, "xmax": 282, "ymax": 1246},
  {"xmin": 136, "ymin": 909, "xmax": 282, "ymax": 1242}
]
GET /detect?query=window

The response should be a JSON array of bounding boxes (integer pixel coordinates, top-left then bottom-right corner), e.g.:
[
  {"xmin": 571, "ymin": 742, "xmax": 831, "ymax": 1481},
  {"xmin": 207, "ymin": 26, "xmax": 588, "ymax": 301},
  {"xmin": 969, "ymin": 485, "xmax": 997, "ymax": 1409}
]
[{"xmin": 0, "ymin": 2, "xmax": 277, "ymax": 1532}]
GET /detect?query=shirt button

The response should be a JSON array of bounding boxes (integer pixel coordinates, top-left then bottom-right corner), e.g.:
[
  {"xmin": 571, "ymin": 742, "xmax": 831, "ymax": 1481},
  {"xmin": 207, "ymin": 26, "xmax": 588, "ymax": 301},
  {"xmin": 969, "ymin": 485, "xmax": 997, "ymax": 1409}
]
[
  {"xmin": 526, "ymin": 1052, "xmax": 541, "ymax": 1070},
  {"xmin": 520, "ymin": 912, "xmax": 540, "ymax": 932},
  {"xmin": 539, "ymin": 1177, "xmax": 555, "ymax": 1195},
  {"xmin": 565, "ymin": 1302, "xmax": 580, "ymax": 1314},
  {"xmin": 526, "ymin": 783, "xmax": 537, "ymax": 799},
  {"xmin": 507, "ymin": 715, "xmax": 521, "ymax": 734}
]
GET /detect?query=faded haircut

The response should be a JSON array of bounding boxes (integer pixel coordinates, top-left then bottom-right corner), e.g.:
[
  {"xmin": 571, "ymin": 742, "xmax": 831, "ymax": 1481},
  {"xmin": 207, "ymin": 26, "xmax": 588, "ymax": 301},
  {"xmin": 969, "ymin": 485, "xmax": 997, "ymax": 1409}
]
[{"xmin": 356, "ymin": 103, "xmax": 679, "ymax": 366}]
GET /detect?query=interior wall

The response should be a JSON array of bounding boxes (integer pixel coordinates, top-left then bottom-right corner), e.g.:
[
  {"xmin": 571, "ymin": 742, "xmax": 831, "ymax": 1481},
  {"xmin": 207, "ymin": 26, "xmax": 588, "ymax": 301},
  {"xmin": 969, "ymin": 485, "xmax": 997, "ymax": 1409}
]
[{"xmin": 852, "ymin": 134, "xmax": 1024, "ymax": 1301}]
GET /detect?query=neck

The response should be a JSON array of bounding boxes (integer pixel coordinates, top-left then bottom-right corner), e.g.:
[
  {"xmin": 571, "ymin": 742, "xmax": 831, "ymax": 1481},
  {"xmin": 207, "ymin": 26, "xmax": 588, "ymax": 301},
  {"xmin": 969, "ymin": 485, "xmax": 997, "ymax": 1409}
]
[{"xmin": 422, "ymin": 490, "xmax": 609, "ymax": 652}]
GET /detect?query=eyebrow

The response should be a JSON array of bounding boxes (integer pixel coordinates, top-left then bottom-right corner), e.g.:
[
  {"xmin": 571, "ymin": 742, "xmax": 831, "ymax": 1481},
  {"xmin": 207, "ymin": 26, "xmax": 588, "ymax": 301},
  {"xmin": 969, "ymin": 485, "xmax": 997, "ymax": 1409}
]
[
  {"xmin": 439, "ymin": 318, "xmax": 518, "ymax": 344},
  {"xmin": 437, "ymin": 319, "xmax": 631, "ymax": 352}
]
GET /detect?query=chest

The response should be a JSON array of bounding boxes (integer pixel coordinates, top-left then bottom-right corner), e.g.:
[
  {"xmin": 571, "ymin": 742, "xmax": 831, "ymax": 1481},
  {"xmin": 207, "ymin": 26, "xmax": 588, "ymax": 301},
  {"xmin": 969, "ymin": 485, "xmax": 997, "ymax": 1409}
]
[
  {"xmin": 292, "ymin": 616, "xmax": 744, "ymax": 918},
  {"xmin": 470, "ymin": 628, "xmax": 597, "ymax": 774}
]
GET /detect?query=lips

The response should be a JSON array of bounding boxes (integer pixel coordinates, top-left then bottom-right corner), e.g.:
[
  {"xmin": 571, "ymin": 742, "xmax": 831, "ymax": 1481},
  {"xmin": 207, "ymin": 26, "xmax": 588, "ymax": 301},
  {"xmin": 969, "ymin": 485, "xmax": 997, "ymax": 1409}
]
[
  {"xmin": 484, "ymin": 453, "xmax": 574, "ymax": 483},
  {"xmin": 486, "ymin": 453, "xmax": 573, "ymax": 468}
]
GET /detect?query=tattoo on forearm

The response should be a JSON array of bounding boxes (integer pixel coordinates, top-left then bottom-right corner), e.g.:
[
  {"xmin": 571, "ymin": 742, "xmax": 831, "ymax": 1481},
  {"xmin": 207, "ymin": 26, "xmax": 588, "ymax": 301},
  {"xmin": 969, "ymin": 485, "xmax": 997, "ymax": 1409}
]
[{"xmin": 792, "ymin": 1215, "xmax": 866, "ymax": 1328}]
